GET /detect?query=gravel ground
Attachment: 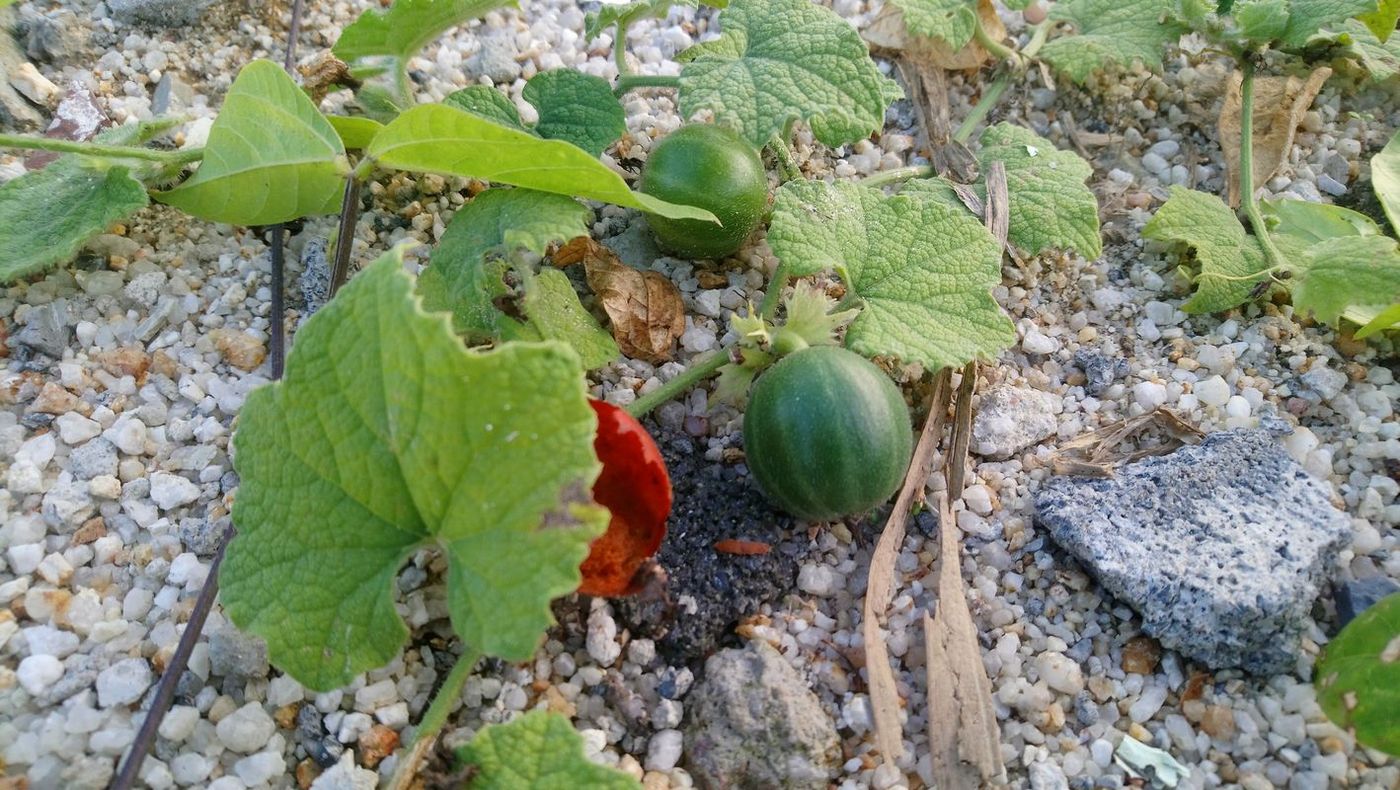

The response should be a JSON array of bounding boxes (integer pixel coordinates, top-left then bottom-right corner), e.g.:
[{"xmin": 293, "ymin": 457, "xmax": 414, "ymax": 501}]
[{"xmin": 1, "ymin": 0, "xmax": 1398, "ymax": 788}]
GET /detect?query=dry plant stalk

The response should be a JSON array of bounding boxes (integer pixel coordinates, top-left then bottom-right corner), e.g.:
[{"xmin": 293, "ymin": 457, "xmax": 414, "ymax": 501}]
[
  {"xmin": 1051, "ymin": 407, "xmax": 1204, "ymax": 477},
  {"xmin": 554, "ymin": 237, "xmax": 686, "ymax": 363},
  {"xmin": 862, "ymin": 368, "xmax": 954, "ymax": 765},
  {"xmin": 1219, "ymin": 66, "xmax": 1331, "ymax": 207}
]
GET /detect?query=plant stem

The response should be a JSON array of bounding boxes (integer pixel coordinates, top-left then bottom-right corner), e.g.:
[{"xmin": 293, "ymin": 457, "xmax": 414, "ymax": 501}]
[
  {"xmin": 757, "ymin": 262, "xmax": 791, "ymax": 320},
  {"xmin": 862, "ymin": 164, "xmax": 933, "ymax": 189},
  {"xmin": 766, "ymin": 135, "xmax": 800, "ymax": 182},
  {"xmin": 0, "ymin": 133, "xmax": 204, "ymax": 164},
  {"xmin": 626, "ymin": 349, "xmax": 730, "ymax": 418},
  {"xmin": 954, "ymin": 76, "xmax": 1010, "ymax": 144},
  {"xmin": 1237, "ymin": 58, "xmax": 1288, "ymax": 271},
  {"xmin": 972, "ymin": 13, "xmax": 1022, "ymax": 67},
  {"xmin": 613, "ymin": 24, "xmax": 630, "ymax": 77},
  {"xmin": 329, "ymin": 174, "xmax": 364, "ymax": 296},
  {"xmin": 613, "ymin": 73, "xmax": 680, "ymax": 95},
  {"xmin": 387, "ymin": 646, "xmax": 483, "ymax": 790}
]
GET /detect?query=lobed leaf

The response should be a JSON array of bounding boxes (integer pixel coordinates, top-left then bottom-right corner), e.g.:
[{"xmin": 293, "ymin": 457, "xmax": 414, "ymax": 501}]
[
  {"xmin": 418, "ymin": 188, "xmax": 593, "ymax": 339},
  {"xmin": 1278, "ymin": 0, "xmax": 1378, "ymax": 47},
  {"xmin": 676, "ymin": 0, "xmax": 903, "ymax": 147},
  {"xmin": 0, "ymin": 157, "xmax": 148, "ymax": 284},
  {"xmin": 157, "ymin": 60, "xmax": 346, "ymax": 225},
  {"xmin": 501, "ymin": 269, "xmax": 622, "ymax": 370},
  {"xmin": 333, "ymin": 0, "xmax": 514, "ymax": 67},
  {"xmin": 1235, "ymin": 0, "xmax": 1292, "ymax": 42},
  {"xmin": 444, "ymin": 85, "xmax": 526, "ymax": 128},
  {"xmin": 1290, "ymin": 235, "xmax": 1400, "ymax": 325},
  {"xmin": 368, "ymin": 103, "xmax": 717, "ymax": 221},
  {"xmin": 1038, "ymin": 0, "xmax": 1187, "ymax": 84},
  {"xmin": 1143, "ymin": 187, "xmax": 1271, "ymax": 313},
  {"xmin": 887, "ymin": 0, "xmax": 979, "ymax": 49},
  {"xmin": 523, "ymin": 70, "xmax": 627, "ymax": 157},
  {"xmin": 1340, "ymin": 18, "xmax": 1400, "ymax": 81},
  {"xmin": 1316, "ymin": 592, "xmax": 1400, "ymax": 756},
  {"xmin": 768, "ymin": 179, "xmax": 1013, "ymax": 371},
  {"xmin": 222, "ymin": 248, "xmax": 607, "ymax": 691},
  {"xmin": 584, "ymin": 0, "xmax": 726, "ymax": 41},
  {"xmin": 1359, "ymin": 0, "xmax": 1400, "ymax": 40},
  {"xmin": 977, "ymin": 123, "xmax": 1103, "ymax": 259},
  {"xmin": 457, "ymin": 710, "xmax": 641, "ymax": 789}
]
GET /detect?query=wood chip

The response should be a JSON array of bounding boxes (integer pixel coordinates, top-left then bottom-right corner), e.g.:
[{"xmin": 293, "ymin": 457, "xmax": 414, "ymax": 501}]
[
  {"xmin": 862, "ymin": 369, "xmax": 953, "ymax": 765},
  {"xmin": 555, "ymin": 237, "xmax": 686, "ymax": 364},
  {"xmin": 1219, "ymin": 66, "xmax": 1332, "ymax": 207},
  {"xmin": 983, "ymin": 161, "xmax": 1010, "ymax": 252}
]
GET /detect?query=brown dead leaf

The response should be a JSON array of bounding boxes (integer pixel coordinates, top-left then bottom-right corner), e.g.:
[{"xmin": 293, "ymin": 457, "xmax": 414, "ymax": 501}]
[
  {"xmin": 299, "ymin": 52, "xmax": 357, "ymax": 103},
  {"xmin": 863, "ymin": 0, "xmax": 1004, "ymax": 70},
  {"xmin": 554, "ymin": 237, "xmax": 685, "ymax": 364},
  {"xmin": 1219, "ymin": 67, "xmax": 1331, "ymax": 207}
]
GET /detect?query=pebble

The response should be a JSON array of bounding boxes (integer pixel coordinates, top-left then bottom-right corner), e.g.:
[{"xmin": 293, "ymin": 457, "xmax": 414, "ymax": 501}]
[
  {"xmin": 797, "ymin": 564, "xmax": 844, "ymax": 597},
  {"xmin": 1196, "ymin": 375, "xmax": 1231, "ymax": 407},
  {"xmin": 216, "ymin": 702, "xmax": 277, "ymax": 753},
  {"xmin": 1035, "ymin": 652, "xmax": 1084, "ymax": 695},
  {"xmin": 96, "ymin": 658, "xmax": 154, "ymax": 707},
  {"xmin": 645, "ymin": 729, "xmax": 684, "ymax": 771},
  {"xmin": 17, "ymin": 654, "xmax": 64, "ymax": 695},
  {"xmin": 149, "ymin": 471, "xmax": 201, "ymax": 510}
]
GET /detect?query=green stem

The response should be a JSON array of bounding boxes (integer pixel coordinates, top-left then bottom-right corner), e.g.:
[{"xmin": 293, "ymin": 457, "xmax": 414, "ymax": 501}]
[
  {"xmin": 954, "ymin": 76, "xmax": 1010, "ymax": 144},
  {"xmin": 973, "ymin": 13, "xmax": 1022, "ymax": 67},
  {"xmin": 613, "ymin": 73, "xmax": 680, "ymax": 96},
  {"xmin": 0, "ymin": 133, "xmax": 204, "ymax": 164},
  {"xmin": 613, "ymin": 23, "xmax": 630, "ymax": 76},
  {"xmin": 766, "ymin": 135, "xmax": 800, "ymax": 182},
  {"xmin": 394, "ymin": 66, "xmax": 415, "ymax": 109},
  {"xmin": 387, "ymin": 646, "xmax": 482, "ymax": 790},
  {"xmin": 1023, "ymin": 20, "xmax": 1050, "ymax": 59},
  {"xmin": 1237, "ymin": 58, "xmax": 1287, "ymax": 271},
  {"xmin": 758, "ymin": 263, "xmax": 790, "ymax": 320},
  {"xmin": 626, "ymin": 350, "xmax": 730, "ymax": 418},
  {"xmin": 862, "ymin": 165, "xmax": 933, "ymax": 189}
]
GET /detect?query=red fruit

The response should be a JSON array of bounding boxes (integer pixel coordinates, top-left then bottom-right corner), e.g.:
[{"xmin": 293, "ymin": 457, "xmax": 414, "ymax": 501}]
[{"xmin": 578, "ymin": 400, "xmax": 671, "ymax": 596}]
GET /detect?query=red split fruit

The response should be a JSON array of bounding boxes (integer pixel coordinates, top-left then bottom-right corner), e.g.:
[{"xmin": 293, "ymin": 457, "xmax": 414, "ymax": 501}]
[{"xmin": 578, "ymin": 400, "xmax": 672, "ymax": 597}]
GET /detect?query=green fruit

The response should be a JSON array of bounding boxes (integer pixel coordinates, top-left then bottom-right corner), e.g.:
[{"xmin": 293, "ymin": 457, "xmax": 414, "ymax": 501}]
[
  {"xmin": 742, "ymin": 346, "xmax": 913, "ymax": 521},
  {"xmin": 639, "ymin": 124, "xmax": 768, "ymax": 259}
]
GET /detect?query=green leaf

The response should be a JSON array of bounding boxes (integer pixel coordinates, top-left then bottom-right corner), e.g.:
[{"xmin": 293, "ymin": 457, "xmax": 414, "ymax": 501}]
[
  {"xmin": 1359, "ymin": 0, "xmax": 1400, "ymax": 40},
  {"xmin": 444, "ymin": 86, "xmax": 527, "ymax": 129},
  {"xmin": 368, "ymin": 103, "xmax": 718, "ymax": 222},
  {"xmin": 1290, "ymin": 235, "xmax": 1400, "ymax": 324},
  {"xmin": 1279, "ymin": 0, "xmax": 1378, "ymax": 47},
  {"xmin": 584, "ymin": 0, "xmax": 726, "ymax": 41},
  {"xmin": 418, "ymin": 188, "xmax": 593, "ymax": 339},
  {"xmin": 1142, "ymin": 186, "xmax": 1271, "ymax": 313},
  {"xmin": 1235, "ymin": 0, "xmax": 1292, "ymax": 41},
  {"xmin": 0, "ymin": 157, "xmax": 148, "ymax": 284},
  {"xmin": 1375, "ymin": 129, "xmax": 1400, "ymax": 231},
  {"xmin": 1317, "ymin": 592, "xmax": 1400, "ymax": 756},
  {"xmin": 676, "ymin": 0, "xmax": 903, "ymax": 147},
  {"xmin": 1351, "ymin": 302, "xmax": 1400, "ymax": 337},
  {"xmin": 501, "ymin": 269, "xmax": 621, "ymax": 370},
  {"xmin": 767, "ymin": 179, "xmax": 1013, "ymax": 370},
  {"xmin": 1261, "ymin": 197, "xmax": 1382, "ymax": 243},
  {"xmin": 157, "ymin": 60, "xmax": 345, "ymax": 225},
  {"xmin": 333, "ymin": 0, "xmax": 514, "ymax": 69},
  {"xmin": 1038, "ymin": 0, "xmax": 1187, "ymax": 83},
  {"xmin": 458, "ymin": 711, "xmax": 640, "ymax": 790},
  {"xmin": 327, "ymin": 115, "xmax": 386, "ymax": 150},
  {"xmin": 523, "ymin": 70, "xmax": 627, "ymax": 157},
  {"xmin": 222, "ymin": 248, "xmax": 607, "ymax": 691},
  {"xmin": 977, "ymin": 123, "xmax": 1103, "ymax": 259},
  {"xmin": 887, "ymin": 0, "xmax": 979, "ymax": 48},
  {"xmin": 1341, "ymin": 18, "xmax": 1400, "ymax": 81}
]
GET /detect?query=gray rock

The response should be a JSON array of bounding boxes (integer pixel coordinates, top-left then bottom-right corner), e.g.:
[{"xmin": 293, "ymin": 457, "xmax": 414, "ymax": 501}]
[
  {"xmin": 152, "ymin": 73, "xmax": 194, "ymax": 115},
  {"xmin": 1335, "ymin": 576, "xmax": 1400, "ymax": 627},
  {"xmin": 603, "ymin": 218, "xmax": 663, "ymax": 270},
  {"xmin": 467, "ymin": 33, "xmax": 521, "ymax": 84},
  {"xmin": 0, "ymin": 21, "xmax": 44, "ymax": 131},
  {"xmin": 69, "ymin": 438, "xmax": 118, "ymax": 480},
  {"xmin": 96, "ymin": 657, "xmax": 154, "ymax": 707},
  {"xmin": 209, "ymin": 625, "xmax": 269, "ymax": 678},
  {"xmin": 21, "ymin": 10, "xmax": 85, "ymax": 63},
  {"xmin": 1073, "ymin": 348, "xmax": 1129, "ymax": 397},
  {"xmin": 180, "ymin": 517, "xmax": 228, "ymax": 556},
  {"xmin": 973, "ymin": 384, "xmax": 1059, "ymax": 459},
  {"xmin": 684, "ymin": 641, "xmax": 840, "ymax": 790},
  {"xmin": 15, "ymin": 302, "xmax": 73, "ymax": 358},
  {"xmin": 1036, "ymin": 430, "xmax": 1349, "ymax": 674},
  {"xmin": 1030, "ymin": 760, "xmax": 1070, "ymax": 790},
  {"xmin": 298, "ymin": 237, "xmax": 330, "ymax": 321},
  {"xmin": 107, "ymin": 0, "xmax": 216, "ymax": 27}
]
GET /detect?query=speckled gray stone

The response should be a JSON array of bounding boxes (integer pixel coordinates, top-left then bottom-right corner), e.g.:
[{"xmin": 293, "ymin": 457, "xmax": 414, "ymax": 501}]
[
  {"xmin": 973, "ymin": 384, "xmax": 1059, "ymax": 459},
  {"xmin": 1035, "ymin": 430, "xmax": 1349, "ymax": 674}
]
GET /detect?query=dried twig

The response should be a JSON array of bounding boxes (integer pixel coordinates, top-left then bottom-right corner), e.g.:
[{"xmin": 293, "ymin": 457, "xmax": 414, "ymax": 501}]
[
  {"xmin": 862, "ymin": 369, "xmax": 954, "ymax": 765},
  {"xmin": 1051, "ymin": 407, "xmax": 1203, "ymax": 477}
]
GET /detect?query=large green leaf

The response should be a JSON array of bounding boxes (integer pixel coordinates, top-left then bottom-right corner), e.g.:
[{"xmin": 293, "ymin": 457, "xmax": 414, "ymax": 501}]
[
  {"xmin": 1359, "ymin": 0, "xmax": 1400, "ymax": 40},
  {"xmin": 501, "ymin": 269, "xmax": 621, "ymax": 370},
  {"xmin": 1279, "ymin": 0, "xmax": 1378, "ymax": 46},
  {"xmin": 888, "ymin": 0, "xmax": 979, "ymax": 48},
  {"xmin": 768, "ymin": 180, "xmax": 1012, "ymax": 371},
  {"xmin": 0, "ymin": 158, "xmax": 147, "ymax": 284},
  {"xmin": 1376, "ymin": 129, "xmax": 1400, "ymax": 232},
  {"xmin": 458, "ymin": 711, "xmax": 640, "ymax": 789},
  {"xmin": 1038, "ymin": 0, "xmax": 1188, "ymax": 83},
  {"xmin": 1261, "ymin": 196, "xmax": 1383, "ymax": 242},
  {"xmin": 418, "ymin": 188, "xmax": 593, "ymax": 339},
  {"xmin": 1142, "ymin": 186, "xmax": 1271, "ymax": 313},
  {"xmin": 978, "ymin": 123, "xmax": 1103, "ymax": 259},
  {"xmin": 446, "ymin": 72, "xmax": 627, "ymax": 157},
  {"xmin": 676, "ymin": 0, "xmax": 903, "ymax": 147},
  {"xmin": 1317, "ymin": 592, "xmax": 1400, "ymax": 756},
  {"xmin": 1291, "ymin": 235, "xmax": 1400, "ymax": 324},
  {"xmin": 1236, "ymin": 0, "xmax": 1292, "ymax": 42},
  {"xmin": 222, "ymin": 248, "xmax": 607, "ymax": 691},
  {"xmin": 333, "ymin": 0, "xmax": 513, "ymax": 69},
  {"xmin": 157, "ymin": 60, "xmax": 346, "ymax": 225},
  {"xmin": 368, "ymin": 103, "xmax": 717, "ymax": 222}
]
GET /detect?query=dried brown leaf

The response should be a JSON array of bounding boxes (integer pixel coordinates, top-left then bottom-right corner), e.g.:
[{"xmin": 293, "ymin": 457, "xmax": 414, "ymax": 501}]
[
  {"xmin": 983, "ymin": 161, "xmax": 1010, "ymax": 252},
  {"xmin": 863, "ymin": 0, "xmax": 1004, "ymax": 70},
  {"xmin": 1220, "ymin": 67, "xmax": 1332, "ymax": 207},
  {"xmin": 556, "ymin": 237, "xmax": 685, "ymax": 364}
]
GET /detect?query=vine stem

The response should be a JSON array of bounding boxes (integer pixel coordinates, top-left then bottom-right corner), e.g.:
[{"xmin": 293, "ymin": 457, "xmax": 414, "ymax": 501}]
[
  {"xmin": 766, "ymin": 135, "xmax": 801, "ymax": 182},
  {"xmin": 1237, "ymin": 58, "xmax": 1288, "ymax": 271},
  {"xmin": 953, "ymin": 21, "xmax": 1048, "ymax": 145},
  {"xmin": 954, "ymin": 77, "xmax": 1010, "ymax": 144},
  {"xmin": 387, "ymin": 647, "xmax": 483, "ymax": 790},
  {"xmin": 625, "ymin": 349, "xmax": 730, "ymax": 418},
  {"xmin": 613, "ymin": 73, "xmax": 680, "ymax": 95},
  {"xmin": 972, "ymin": 13, "xmax": 1022, "ymax": 68},
  {"xmin": 328, "ymin": 174, "xmax": 365, "ymax": 296},
  {"xmin": 862, "ymin": 164, "xmax": 933, "ymax": 189},
  {"xmin": 613, "ymin": 24, "xmax": 630, "ymax": 76},
  {"xmin": 0, "ymin": 133, "xmax": 203, "ymax": 163}
]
